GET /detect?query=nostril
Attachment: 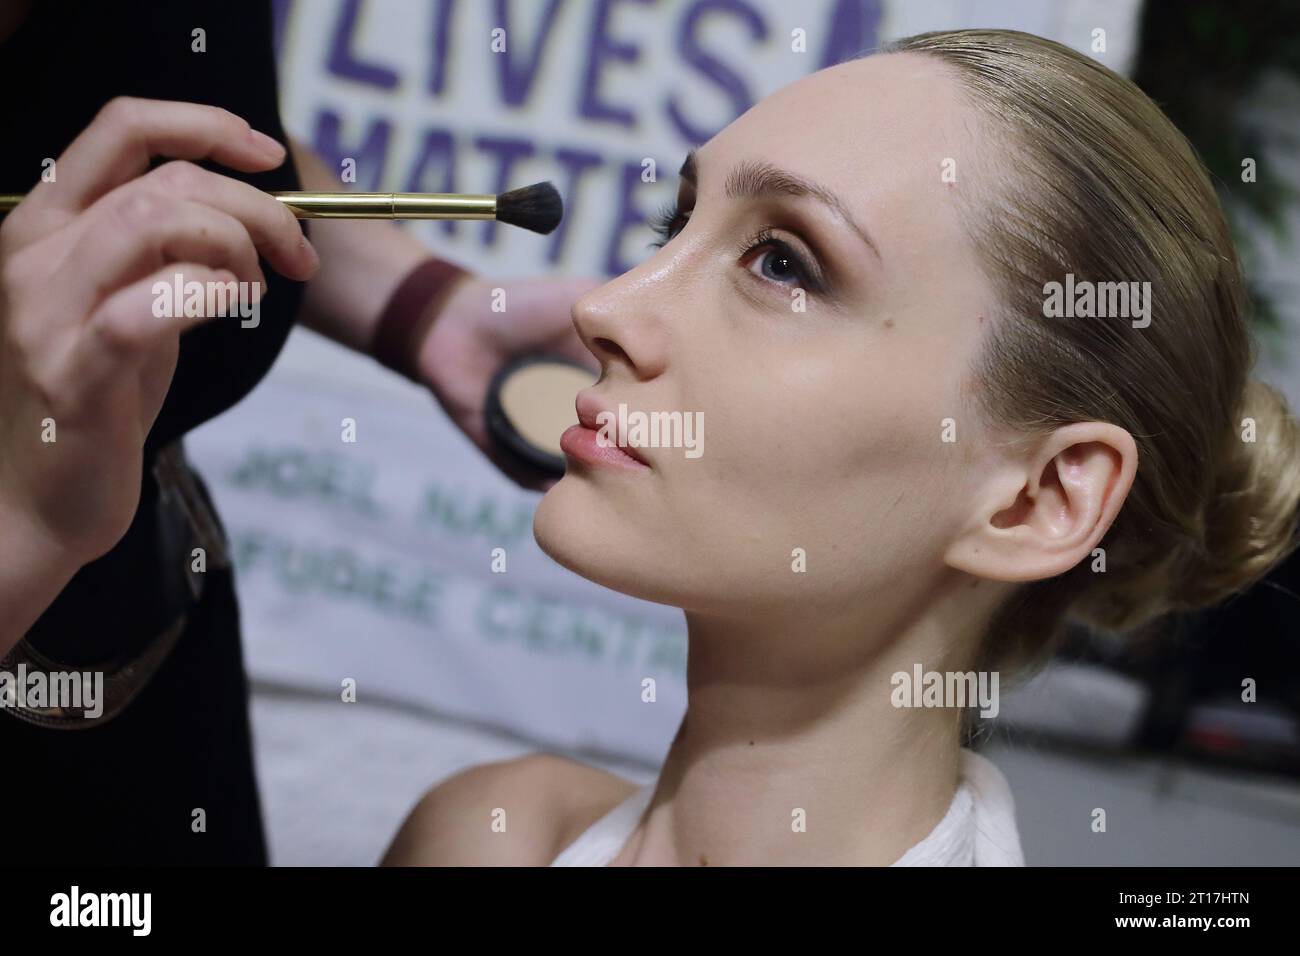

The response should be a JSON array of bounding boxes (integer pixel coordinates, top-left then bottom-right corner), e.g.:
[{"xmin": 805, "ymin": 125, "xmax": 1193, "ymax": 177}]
[{"xmin": 593, "ymin": 336, "xmax": 630, "ymax": 364}]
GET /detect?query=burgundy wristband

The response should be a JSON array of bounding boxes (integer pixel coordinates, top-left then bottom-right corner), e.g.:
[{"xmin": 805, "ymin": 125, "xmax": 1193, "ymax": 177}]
[{"xmin": 370, "ymin": 258, "xmax": 472, "ymax": 380}]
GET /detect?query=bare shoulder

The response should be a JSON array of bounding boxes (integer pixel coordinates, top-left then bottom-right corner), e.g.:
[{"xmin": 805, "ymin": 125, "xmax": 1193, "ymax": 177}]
[{"xmin": 380, "ymin": 753, "xmax": 641, "ymax": 866}]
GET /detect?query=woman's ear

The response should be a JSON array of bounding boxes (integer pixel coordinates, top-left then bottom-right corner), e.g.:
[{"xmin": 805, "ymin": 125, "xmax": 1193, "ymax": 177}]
[{"xmin": 944, "ymin": 421, "xmax": 1138, "ymax": 582}]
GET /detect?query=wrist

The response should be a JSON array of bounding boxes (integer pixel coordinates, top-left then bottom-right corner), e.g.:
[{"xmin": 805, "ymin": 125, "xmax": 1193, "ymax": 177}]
[
  {"xmin": 369, "ymin": 258, "xmax": 474, "ymax": 381},
  {"xmin": 0, "ymin": 495, "xmax": 85, "ymax": 653}
]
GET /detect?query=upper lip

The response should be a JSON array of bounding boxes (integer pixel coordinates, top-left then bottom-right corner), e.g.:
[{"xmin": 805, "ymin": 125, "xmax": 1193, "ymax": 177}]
[{"xmin": 574, "ymin": 390, "xmax": 652, "ymax": 467}]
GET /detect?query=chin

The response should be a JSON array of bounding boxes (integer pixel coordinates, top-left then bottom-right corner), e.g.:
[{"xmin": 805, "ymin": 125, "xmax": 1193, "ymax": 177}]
[
  {"xmin": 533, "ymin": 474, "xmax": 626, "ymax": 586},
  {"xmin": 533, "ymin": 473, "xmax": 687, "ymax": 610},
  {"xmin": 532, "ymin": 476, "xmax": 584, "ymax": 570}
]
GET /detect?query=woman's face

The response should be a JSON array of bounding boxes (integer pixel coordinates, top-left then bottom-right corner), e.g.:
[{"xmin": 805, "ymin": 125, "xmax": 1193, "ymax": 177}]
[{"xmin": 535, "ymin": 52, "xmax": 1003, "ymax": 623}]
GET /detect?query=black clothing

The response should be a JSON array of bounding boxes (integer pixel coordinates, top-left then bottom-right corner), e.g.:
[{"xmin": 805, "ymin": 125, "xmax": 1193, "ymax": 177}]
[{"xmin": 0, "ymin": 1, "xmax": 304, "ymax": 863}]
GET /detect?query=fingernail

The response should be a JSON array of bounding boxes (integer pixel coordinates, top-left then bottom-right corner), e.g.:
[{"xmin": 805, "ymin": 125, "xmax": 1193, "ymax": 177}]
[{"xmin": 249, "ymin": 128, "xmax": 286, "ymax": 160}]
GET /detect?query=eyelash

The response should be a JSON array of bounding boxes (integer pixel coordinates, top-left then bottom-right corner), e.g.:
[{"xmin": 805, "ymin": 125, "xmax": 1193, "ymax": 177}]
[
  {"xmin": 648, "ymin": 200, "xmax": 822, "ymax": 295},
  {"xmin": 648, "ymin": 200, "xmax": 688, "ymax": 248}
]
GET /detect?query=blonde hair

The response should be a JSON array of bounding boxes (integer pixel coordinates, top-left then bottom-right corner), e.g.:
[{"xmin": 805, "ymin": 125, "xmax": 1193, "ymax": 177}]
[{"xmin": 884, "ymin": 30, "xmax": 1300, "ymax": 671}]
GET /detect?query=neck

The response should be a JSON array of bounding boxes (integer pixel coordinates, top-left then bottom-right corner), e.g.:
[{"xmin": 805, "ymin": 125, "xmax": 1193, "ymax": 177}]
[{"xmin": 615, "ymin": 586, "xmax": 993, "ymax": 866}]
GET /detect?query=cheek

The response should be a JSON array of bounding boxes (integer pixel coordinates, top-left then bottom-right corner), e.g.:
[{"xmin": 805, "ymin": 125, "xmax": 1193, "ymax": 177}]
[
  {"xmin": 705, "ymin": 337, "xmax": 948, "ymax": 483},
  {"xmin": 675, "ymin": 334, "xmax": 964, "ymax": 563},
  {"xmin": 533, "ymin": 301, "xmax": 980, "ymax": 613}
]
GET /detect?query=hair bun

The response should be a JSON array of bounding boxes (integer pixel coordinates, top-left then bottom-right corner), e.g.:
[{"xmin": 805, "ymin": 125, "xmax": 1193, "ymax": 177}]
[{"xmin": 1175, "ymin": 379, "xmax": 1300, "ymax": 609}]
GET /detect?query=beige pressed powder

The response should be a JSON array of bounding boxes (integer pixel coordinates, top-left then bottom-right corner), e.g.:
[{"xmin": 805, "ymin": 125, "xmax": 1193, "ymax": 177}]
[{"xmin": 486, "ymin": 355, "xmax": 598, "ymax": 477}]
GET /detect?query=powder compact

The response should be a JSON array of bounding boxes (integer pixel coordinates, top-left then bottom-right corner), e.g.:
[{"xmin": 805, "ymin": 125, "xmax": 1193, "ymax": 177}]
[{"xmin": 486, "ymin": 354, "xmax": 598, "ymax": 480}]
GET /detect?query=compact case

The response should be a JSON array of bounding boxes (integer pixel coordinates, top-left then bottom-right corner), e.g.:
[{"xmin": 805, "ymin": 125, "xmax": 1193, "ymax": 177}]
[{"xmin": 485, "ymin": 354, "xmax": 598, "ymax": 480}]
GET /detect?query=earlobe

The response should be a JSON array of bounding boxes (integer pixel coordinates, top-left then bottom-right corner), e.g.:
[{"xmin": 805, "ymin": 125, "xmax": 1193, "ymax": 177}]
[{"xmin": 945, "ymin": 422, "xmax": 1138, "ymax": 584}]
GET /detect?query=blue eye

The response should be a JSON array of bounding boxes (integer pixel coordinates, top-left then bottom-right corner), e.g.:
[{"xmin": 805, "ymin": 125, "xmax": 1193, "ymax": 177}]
[
  {"xmin": 742, "ymin": 231, "xmax": 812, "ymax": 289},
  {"xmin": 649, "ymin": 206, "xmax": 821, "ymax": 295},
  {"xmin": 752, "ymin": 247, "xmax": 799, "ymax": 283}
]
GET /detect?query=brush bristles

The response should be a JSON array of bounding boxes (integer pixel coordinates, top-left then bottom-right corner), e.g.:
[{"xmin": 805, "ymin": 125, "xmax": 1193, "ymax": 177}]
[{"xmin": 495, "ymin": 181, "xmax": 563, "ymax": 235}]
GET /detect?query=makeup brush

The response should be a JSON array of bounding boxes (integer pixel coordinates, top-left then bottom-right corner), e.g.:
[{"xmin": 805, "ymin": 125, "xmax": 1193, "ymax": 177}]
[{"xmin": 0, "ymin": 180, "xmax": 564, "ymax": 234}]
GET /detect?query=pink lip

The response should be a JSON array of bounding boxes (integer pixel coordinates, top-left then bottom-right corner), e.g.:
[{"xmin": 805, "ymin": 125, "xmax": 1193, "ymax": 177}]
[
  {"xmin": 564, "ymin": 390, "xmax": 652, "ymax": 470},
  {"xmin": 560, "ymin": 425, "xmax": 650, "ymax": 470}
]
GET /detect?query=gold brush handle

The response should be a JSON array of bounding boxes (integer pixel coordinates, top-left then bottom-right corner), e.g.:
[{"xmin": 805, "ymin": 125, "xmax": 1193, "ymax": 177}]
[
  {"xmin": 0, "ymin": 191, "xmax": 498, "ymax": 220},
  {"xmin": 273, "ymin": 191, "xmax": 497, "ymax": 219}
]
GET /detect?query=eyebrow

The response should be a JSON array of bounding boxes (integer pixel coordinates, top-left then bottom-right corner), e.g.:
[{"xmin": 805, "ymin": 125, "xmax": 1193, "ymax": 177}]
[{"xmin": 678, "ymin": 150, "xmax": 881, "ymax": 261}]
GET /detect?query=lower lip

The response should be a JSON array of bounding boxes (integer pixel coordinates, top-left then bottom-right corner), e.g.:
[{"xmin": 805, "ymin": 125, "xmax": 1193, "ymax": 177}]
[{"xmin": 559, "ymin": 425, "xmax": 650, "ymax": 471}]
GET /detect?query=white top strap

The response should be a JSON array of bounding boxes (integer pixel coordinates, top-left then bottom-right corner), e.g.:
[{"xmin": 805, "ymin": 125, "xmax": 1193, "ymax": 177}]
[
  {"xmin": 550, "ymin": 748, "xmax": 1025, "ymax": 867},
  {"xmin": 549, "ymin": 783, "xmax": 655, "ymax": 867}
]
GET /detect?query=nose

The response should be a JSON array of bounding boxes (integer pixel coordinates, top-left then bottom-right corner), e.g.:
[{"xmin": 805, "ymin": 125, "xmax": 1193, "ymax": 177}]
[{"xmin": 570, "ymin": 253, "xmax": 674, "ymax": 381}]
